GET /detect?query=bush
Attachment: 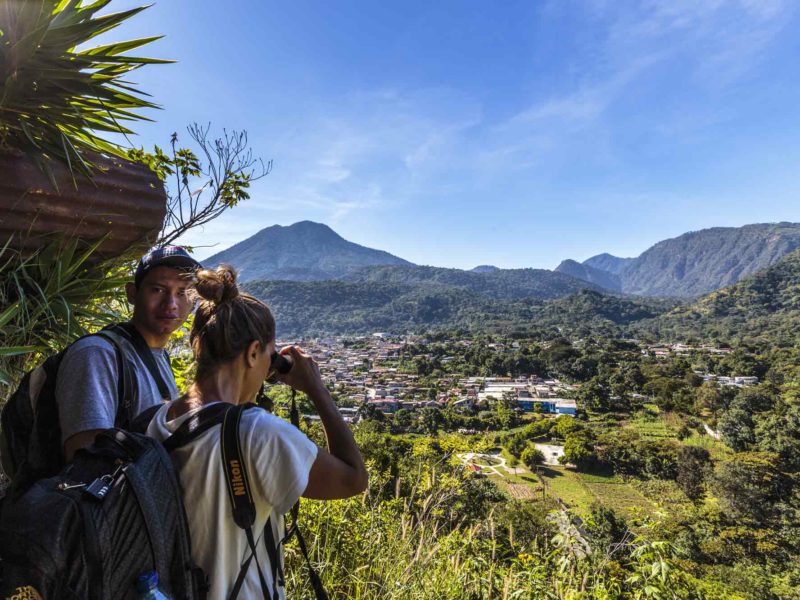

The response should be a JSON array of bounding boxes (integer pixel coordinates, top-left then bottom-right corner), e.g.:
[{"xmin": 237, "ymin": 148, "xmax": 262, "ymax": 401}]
[{"xmin": 521, "ymin": 445, "xmax": 545, "ymax": 470}]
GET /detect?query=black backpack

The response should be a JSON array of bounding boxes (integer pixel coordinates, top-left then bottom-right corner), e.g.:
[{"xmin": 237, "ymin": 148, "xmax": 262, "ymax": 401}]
[
  {"xmin": 0, "ymin": 427, "xmax": 207, "ymax": 599},
  {"xmin": 0, "ymin": 322, "xmax": 170, "ymax": 493},
  {"xmin": 134, "ymin": 400, "xmax": 328, "ymax": 600}
]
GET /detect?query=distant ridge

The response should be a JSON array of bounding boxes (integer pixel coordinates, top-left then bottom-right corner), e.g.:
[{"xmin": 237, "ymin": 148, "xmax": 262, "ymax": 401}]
[
  {"xmin": 204, "ymin": 221, "xmax": 412, "ymax": 282},
  {"xmin": 471, "ymin": 265, "xmax": 499, "ymax": 273},
  {"xmin": 561, "ymin": 223, "xmax": 800, "ymax": 297},
  {"xmin": 555, "ymin": 259, "xmax": 621, "ymax": 292},
  {"xmin": 637, "ymin": 248, "xmax": 800, "ymax": 343},
  {"xmin": 582, "ymin": 253, "xmax": 634, "ymax": 276},
  {"xmin": 344, "ymin": 264, "xmax": 602, "ymax": 300},
  {"xmin": 620, "ymin": 223, "xmax": 800, "ymax": 297}
]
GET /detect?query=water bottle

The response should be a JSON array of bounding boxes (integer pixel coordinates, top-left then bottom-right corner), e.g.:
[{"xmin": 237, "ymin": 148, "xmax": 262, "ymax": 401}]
[{"xmin": 137, "ymin": 571, "xmax": 170, "ymax": 599}]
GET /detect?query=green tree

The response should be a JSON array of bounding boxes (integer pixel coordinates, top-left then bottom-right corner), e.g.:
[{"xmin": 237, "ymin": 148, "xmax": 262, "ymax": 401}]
[
  {"xmin": 756, "ymin": 404, "xmax": 800, "ymax": 472},
  {"xmin": 585, "ymin": 504, "xmax": 628, "ymax": 556},
  {"xmin": 551, "ymin": 415, "xmax": 585, "ymax": 439},
  {"xmin": 694, "ymin": 382, "xmax": 724, "ymax": 420},
  {"xmin": 520, "ymin": 445, "xmax": 545, "ymax": 470},
  {"xmin": 711, "ymin": 451, "xmax": 792, "ymax": 524},
  {"xmin": 718, "ymin": 407, "xmax": 755, "ymax": 451},
  {"xmin": 577, "ymin": 377, "xmax": 611, "ymax": 412},
  {"xmin": 392, "ymin": 408, "xmax": 414, "ymax": 432},
  {"xmin": 492, "ymin": 398, "xmax": 517, "ymax": 429},
  {"xmin": 420, "ymin": 407, "xmax": 444, "ymax": 435},
  {"xmin": 522, "ymin": 418, "xmax": 552, "ymax": 440},
  {"xmin": 559, "ymin": 432, "xmax": 596, "ymax": 470},
  {"xmin": 676, "ymin": 445, "xmax": 710, "ymax": 501}
]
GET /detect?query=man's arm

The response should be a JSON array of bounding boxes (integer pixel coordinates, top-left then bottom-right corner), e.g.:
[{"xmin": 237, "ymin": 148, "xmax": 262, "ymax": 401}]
[
  {"xmin": 64, "ymin": 430, "xmax": 103, "ymax": 462},
  {"xmin": 57, "ymin": 338, "xmax": 120, "ymax": 461}
]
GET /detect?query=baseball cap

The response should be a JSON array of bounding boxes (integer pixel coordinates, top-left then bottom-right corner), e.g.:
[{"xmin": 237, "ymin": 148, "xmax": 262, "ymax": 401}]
[{"xmin": 134, "ymin": 246, "xmax": 202, "ymax": 287}]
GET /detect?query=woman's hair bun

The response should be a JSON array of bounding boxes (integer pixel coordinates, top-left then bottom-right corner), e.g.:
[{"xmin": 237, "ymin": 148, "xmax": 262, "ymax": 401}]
[{"xmin": 193, "ymin": 264, "xmax": 240, "ymax": 304}]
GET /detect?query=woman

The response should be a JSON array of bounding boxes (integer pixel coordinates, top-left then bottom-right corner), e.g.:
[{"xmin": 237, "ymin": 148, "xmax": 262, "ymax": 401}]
[{"xmin": 146, "ymin": 265, "xmax": 368, "ymax": 599}]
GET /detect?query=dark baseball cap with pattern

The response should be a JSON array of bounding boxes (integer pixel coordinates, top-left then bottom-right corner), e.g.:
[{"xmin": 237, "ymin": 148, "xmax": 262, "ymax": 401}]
[{"xmin": 134, "ymin": 246, "xmax": 202, "ymax": 287}]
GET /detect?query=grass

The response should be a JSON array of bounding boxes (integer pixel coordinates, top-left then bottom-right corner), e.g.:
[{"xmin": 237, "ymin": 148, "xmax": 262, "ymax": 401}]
[
  {"xmin": 682, "ymin": 431, "xmax": 733, "ymax": 460},
  {"xmin": 538, "ymin": 466, "xmax": 595, "ymax": 514},
  {"xmin": 580, "ymin": 473, "xmax": 656, "ymax": 518},
  {"xmin": 537, "ymin": 466, "xmax": 657, "ymax": 518},
  {"xmin": 625, "ymin": 409, "xmax": 680, "ymax": 440}
]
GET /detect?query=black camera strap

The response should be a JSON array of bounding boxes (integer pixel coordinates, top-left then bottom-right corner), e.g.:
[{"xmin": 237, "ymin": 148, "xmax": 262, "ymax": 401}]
[
  {"xmin": 283, "ymin": 390, "xmax": 328, "ymax": 600},
  {"xmin": 220, "ymin": 395, "xmax": 328, "ymax": 600},
  {"xmin": 221, "ymin": 403, "xmax": 277, "ymax": 600}
]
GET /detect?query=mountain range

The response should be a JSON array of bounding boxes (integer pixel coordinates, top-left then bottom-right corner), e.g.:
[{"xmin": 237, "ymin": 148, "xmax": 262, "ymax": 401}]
[
  {"xmin": 202, "ymin": 220, "xmax": 800, "ymax": 337},
  {"xmin": 634, "ymin": 247, "xmax": 800, "ymax": 345},
  {"xmin": 205, "ymin": 221, "xmax": 411, "ymax": 282},
  {"xmin": 206, "ymin": 220, "xmax": 800, "ymax": 297},
  {"xmin": 558, "ymin": 222, "xmax": 800, "ymax": 297}
]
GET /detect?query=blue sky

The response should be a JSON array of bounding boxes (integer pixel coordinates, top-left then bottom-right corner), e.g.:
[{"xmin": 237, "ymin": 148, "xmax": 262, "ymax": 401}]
[{"xmin": 106, "ymin": 0, "xmax": 800, "ymax": 268}]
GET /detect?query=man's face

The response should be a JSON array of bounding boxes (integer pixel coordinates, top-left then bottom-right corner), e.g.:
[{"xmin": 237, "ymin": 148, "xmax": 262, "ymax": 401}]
[{"xmin": 126, "ymin": 266, "xmax": 193, "ymax": 338}]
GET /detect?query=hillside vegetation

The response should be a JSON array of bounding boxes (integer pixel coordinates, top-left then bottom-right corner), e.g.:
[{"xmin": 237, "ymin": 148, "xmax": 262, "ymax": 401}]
[
  {"xmin": 621, "ymin": 222, "xmax": 800, "ymax": 297},
  {"xmin": 345, "ymin": 264, "xmax": 602, "ymax": 299},
  {"xmin": 637, "ymin": 248, "xmax": 800, "ymax": 346},
  {"xmin": 245, "ymin": 279, "xmax": 671, "ymax": 338}
]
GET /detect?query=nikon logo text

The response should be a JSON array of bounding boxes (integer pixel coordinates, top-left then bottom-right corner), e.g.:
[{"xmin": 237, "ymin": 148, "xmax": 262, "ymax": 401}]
[{"xmin": 229, "ymin": 460, "xmax": 245, "ymax": 496}]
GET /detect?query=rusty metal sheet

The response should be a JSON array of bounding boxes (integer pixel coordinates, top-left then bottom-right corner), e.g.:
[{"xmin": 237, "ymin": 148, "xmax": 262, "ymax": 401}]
[{"xmin": 0, "ymin": 151, "xmax": 167, "ymax": 260}]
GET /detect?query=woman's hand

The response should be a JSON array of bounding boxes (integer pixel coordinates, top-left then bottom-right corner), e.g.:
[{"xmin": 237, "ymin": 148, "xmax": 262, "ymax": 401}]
[
  {"xmin": 274, "ymin": 346, "xmax": 368, "ymax": 499},
  {"xmin": 274, "ymin": 345, "xmax": 327, "ymax": 399}
]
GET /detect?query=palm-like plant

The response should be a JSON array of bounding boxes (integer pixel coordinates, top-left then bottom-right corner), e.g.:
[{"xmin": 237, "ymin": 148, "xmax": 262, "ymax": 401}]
[
  {"xmin": 0, "ymin": 0, "xmax": 171, "ymax": 180},
  {"xmin": 0, "ymin": 236, "xmax": 130, "ymax": 386}
]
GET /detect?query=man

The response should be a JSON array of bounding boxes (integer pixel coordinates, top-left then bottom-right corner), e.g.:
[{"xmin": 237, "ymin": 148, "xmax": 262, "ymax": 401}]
[{"xmin": 58, "ymin": 246, "xmax": 201, "ymax": 460}]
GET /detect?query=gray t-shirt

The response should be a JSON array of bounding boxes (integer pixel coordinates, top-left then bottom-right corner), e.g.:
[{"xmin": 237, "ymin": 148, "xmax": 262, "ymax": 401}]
[{"xmin": 56, "ymin": 334, "xmax": 179, "ymax": 443}]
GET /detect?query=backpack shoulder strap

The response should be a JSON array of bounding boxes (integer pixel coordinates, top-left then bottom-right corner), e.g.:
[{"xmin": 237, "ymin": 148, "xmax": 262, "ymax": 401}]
[
  {"xmin": 94, "ymin": 329, "xmax": 134, "ymax": 428},
  {"xmin": 163, "ymin": 403, "xmax": 231, "ymax": 452},
  {"xmin": 128, "ymin": 403, "xmax": 163, "ymax": 435},
  {"xmin": 284, "ymin": 390, "xmax": 328, "ymax": 600},
  {"xmin": 106, "ymin": 322, "xmax": 172, "ymax": 400}
]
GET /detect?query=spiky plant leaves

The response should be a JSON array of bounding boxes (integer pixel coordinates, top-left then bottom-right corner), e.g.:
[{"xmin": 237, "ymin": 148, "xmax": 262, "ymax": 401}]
[
  {"xmin": 0, "ymin": 0, "xmax": 171, "ymax": 181},
  {"xmin": 0, "ymin": 236, "xmax": 129, "ymax": 386}
]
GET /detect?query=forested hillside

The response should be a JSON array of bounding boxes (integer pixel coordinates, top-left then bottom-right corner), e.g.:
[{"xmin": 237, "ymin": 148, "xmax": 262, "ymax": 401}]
[
  {"xmin": 636, "ymin": 248, "xmax": 800, "ymax": 346},
  {"xmin": 345, "ymin": 264, "xmax": 602, "ymax": 299},
  {"xmin": 244, "ymin": 280, "xmax": 674, "ymax": 338},
  {"xmin": 555, "ymin": 259, "xmax": 622, "ymax": 291},
  {"xmin": 249, "ymin": 248, "xmax": 800, "ymax": 346}
]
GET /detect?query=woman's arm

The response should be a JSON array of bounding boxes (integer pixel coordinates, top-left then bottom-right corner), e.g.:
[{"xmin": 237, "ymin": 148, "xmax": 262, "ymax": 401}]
[{"xmin": 277, "ymin": 346, "xmax": 368, "ymax": 499}]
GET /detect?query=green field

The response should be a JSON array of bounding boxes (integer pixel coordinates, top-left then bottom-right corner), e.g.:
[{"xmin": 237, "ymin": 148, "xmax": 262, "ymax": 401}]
[
  {"xmin": 538, "ymin": 466, "xmax": 657, "ymax": 517},
  {"xmin": 682, "ymin": 431, "xmax": 733, "ymax": 460},
  {"xmin": 625, "ymin": 412, "xmax": 679, "ymax": 440}
]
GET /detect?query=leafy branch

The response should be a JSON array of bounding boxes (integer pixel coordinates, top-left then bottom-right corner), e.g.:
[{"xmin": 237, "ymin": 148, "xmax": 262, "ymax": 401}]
[{"xmin": 128, "ymin": 123, "xmax": 271, "ymax": 248}]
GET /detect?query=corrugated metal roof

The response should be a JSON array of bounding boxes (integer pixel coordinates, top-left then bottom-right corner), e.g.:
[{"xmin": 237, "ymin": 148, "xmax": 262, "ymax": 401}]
[{"xmin": 0, "ymin": 151, "xmax": 167, "ymax": 259}]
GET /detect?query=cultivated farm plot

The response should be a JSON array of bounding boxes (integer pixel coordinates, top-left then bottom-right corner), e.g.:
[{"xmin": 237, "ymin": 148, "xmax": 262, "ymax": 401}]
[
  {"xmin": 581, "ymin": 476, "xmax": 655, "ymax": 518},
  {"xmin": 538, "ymin": 467, "xmax": 594, "ymax": 513},
  {"xmin": 682, "ymin": 431, "xmax": 733, "ymax": 460},
  {"xmin": 626, "ymin": 416, "xmax": 678, "ymax": 440},
  {"xmin": 506, "ymin": 483, "xmax": 539, "ymax": 500},
  {"xmin": 539, "ymin": 466, "xmax": 657, "ymax": 517}
]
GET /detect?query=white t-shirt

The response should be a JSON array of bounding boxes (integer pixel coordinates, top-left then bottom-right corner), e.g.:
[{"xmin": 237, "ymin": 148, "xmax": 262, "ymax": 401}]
[{"xmin": 147, "ymin": 401, "xmax": 318, "ymax": 600}]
